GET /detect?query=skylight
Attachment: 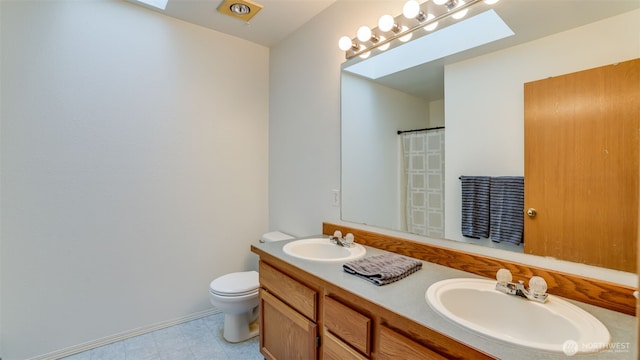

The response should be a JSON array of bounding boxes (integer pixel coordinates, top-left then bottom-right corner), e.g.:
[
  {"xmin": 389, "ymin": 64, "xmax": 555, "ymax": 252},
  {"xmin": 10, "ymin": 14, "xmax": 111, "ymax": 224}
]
[
  {"xmin": 343, "ymin": 10, "xmax": 514, "ymax": 79},
  {"xmin": 136, "ymin": 0, "xmax": 169, "ymax": 10}
]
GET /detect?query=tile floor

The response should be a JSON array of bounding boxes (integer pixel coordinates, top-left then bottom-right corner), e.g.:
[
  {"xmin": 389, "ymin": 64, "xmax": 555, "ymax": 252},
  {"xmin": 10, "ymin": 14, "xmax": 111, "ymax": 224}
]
[{"xmin": 61, "ymin": 313, "xmax": 263, "ymax": 360}]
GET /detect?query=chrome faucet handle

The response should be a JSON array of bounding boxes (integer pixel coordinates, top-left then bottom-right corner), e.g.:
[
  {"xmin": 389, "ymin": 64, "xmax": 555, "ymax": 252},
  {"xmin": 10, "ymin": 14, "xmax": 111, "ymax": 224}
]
[
  {"xmin": 333, "ymin": 232, "xmax": 355, "ymax": 247},
  {"xmin": 495, "ymin": 269, "xmax": 548, "ymax": 303},
  {"xmin": 330, "ymin": 230, "xmax": 355, "ymax": 247}
]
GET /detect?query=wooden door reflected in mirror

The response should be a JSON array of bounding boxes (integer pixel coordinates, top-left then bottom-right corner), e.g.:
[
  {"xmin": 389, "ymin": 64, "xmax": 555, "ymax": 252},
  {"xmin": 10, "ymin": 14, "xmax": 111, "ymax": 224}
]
[{"xmin": 524, "ymin": 58, "xmax": 640, "ymax": 272}]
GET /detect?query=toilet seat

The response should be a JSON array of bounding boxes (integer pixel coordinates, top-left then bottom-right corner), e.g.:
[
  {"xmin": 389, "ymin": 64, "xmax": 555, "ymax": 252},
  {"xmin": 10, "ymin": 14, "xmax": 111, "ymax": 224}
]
[{"xmin": 209, "ymin": 271, "xmax": 259, "ymax": 297}]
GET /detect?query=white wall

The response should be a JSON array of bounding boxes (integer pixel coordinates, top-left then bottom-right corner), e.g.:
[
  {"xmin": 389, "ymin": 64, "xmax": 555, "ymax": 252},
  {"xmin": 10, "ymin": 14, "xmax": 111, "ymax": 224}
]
[
  {"xmin": 269, "ymin": 0, "xmax": 406, "ymax": 236},
  {"xmin": 0, "ymin": 2, "xmax": 3, "ymax": 356},
  {"xmin": 429, "ymin": 99, "xmax": 444, "ymax": 127},
  {"xmin": 0, "ymin": 1, "xmax": 269, "ymax": 359},
  {"xmin": 444, "ymin": 9, "xmax": 640, "ymax": 242},
  {"xmin": 341, "ymin": 73, "xmax": 429, "ymax": 231}
]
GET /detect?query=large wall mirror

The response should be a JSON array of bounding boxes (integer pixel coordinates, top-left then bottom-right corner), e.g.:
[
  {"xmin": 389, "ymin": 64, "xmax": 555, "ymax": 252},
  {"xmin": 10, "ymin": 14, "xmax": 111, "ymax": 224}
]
[{"xmin": 341, "ymin": 0, "xmax": 640, "ymax": 273}]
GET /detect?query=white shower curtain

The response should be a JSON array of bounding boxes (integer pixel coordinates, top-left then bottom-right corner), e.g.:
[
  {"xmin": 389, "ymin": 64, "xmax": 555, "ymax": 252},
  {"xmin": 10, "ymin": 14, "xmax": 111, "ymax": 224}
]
[{"xmin": 401, "ymin": 129, "xmax": 445, "ymax": 237}]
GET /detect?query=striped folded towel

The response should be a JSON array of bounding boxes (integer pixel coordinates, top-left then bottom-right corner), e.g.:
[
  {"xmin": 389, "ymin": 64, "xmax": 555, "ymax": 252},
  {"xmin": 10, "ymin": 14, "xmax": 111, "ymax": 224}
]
[{"xmin": 343, "ymin": 253, "xmax": 422, "ymax": 286}]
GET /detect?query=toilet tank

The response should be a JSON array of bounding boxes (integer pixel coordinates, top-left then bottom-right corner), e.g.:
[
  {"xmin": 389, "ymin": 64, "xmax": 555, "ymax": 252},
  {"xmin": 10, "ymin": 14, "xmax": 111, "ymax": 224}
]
[{"xmin": 261, "ymin": 231, "xmax": 294, "ymax": 243}]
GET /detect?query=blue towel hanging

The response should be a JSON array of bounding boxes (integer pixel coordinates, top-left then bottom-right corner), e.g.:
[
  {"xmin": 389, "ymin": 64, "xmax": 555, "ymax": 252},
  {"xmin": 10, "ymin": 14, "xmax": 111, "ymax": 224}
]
[
  {"xmin": 489, "ymin": 176, "xmax": 524, "ymax": 245},
  {"xmin": 459, "ymin": 176, "xmax": 491, "ymax": 239}
]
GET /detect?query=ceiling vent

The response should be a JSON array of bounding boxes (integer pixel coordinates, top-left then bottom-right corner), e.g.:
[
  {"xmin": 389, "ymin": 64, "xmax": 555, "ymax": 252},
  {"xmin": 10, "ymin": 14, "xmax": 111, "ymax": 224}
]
[{"xmin": 217, "ymin": 0, "xmax": 263, "ymax": 22}]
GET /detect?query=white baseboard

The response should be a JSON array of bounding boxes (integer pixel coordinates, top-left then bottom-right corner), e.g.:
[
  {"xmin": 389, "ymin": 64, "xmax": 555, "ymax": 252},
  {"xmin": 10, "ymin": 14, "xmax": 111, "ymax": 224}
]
[{"xmin": 30, "ymin": 308, "xmax": 222, "ymax": 360}]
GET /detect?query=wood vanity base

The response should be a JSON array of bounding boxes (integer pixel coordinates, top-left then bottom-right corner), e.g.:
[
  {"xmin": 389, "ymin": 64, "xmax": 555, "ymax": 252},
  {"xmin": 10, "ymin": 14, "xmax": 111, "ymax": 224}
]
[{"xmin": 253, "ymin": 249, "xmax": 495, "ymax": 360}]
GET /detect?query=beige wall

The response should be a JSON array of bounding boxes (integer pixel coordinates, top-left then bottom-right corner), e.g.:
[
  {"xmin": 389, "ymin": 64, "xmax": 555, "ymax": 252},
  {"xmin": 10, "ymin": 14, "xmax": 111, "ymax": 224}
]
[{"xmin": 0, "ymin": 1, "xmax": 269, "ymax": 359}]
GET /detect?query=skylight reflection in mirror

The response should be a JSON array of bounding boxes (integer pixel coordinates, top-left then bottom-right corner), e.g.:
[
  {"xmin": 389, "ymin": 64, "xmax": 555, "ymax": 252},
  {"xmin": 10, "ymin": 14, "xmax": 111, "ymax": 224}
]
[{"xmin": 136, "ymin": 0, "xmax": 169, "ymax": 10}]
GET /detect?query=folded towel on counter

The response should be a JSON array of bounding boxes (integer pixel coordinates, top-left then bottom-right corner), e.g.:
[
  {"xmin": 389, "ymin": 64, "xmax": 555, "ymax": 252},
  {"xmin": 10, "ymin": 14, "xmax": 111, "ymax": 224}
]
[
  {"xmin": 459, "ymin": 176, "xmax": 491, "ymax": 239},
  {"xmin": 343, "ymin": 253, "xmax": 422, "ymax": 286}
]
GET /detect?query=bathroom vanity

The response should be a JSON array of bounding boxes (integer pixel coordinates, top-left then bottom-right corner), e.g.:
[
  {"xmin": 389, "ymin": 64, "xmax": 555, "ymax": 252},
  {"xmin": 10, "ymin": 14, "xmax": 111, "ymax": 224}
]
[{"xmin": 251, "ymin": 228, "xmax": 636, "ymax": 360}]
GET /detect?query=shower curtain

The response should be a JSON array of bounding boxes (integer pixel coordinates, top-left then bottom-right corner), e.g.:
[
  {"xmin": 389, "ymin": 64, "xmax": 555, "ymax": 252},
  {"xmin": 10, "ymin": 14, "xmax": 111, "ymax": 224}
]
[{"xmin": 401, "ymin": 129, "xmax": 445, "ymax": 237}]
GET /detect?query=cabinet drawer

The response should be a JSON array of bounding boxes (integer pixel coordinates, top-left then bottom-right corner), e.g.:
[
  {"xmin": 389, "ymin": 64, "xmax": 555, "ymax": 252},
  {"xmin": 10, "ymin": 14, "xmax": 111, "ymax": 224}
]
[
  {"xmin": 378, "ymin": 325, "xmax": 446, "ymax": 360},
  {"xmin": 324, "ymin": 296, "xmax": 371, "ymax": 355},
  {"xmin": 324, "ymin": 331, "xmax": 368, "ymax": 360},
  {"xmin": 259, "ymin": 261, "xmax": 317, "ymax": 321}
]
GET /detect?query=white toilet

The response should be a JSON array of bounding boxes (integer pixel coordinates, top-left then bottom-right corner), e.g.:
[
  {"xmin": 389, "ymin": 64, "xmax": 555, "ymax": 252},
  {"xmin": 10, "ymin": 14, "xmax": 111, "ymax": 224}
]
[{"xmin": 209, "ymin": 231, "xmax": 293, "ymax": 343}]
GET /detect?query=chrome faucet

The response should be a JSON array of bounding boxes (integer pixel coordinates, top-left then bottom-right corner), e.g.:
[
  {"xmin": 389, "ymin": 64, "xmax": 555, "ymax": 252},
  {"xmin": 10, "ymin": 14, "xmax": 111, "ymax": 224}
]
[
  {"xmin": 330, "ymin": 230, "xmax": 356, "ymax": 248},
  {"xmin": 495, "ymin": 269, "xmax": 548, "ymax": 303}
]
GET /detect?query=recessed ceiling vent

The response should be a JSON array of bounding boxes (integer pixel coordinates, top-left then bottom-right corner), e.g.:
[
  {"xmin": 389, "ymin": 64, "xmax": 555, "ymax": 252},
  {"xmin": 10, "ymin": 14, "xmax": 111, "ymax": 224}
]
[{"xmin": 217, "ymin": 0, "xmax": 263, "ymax": 22}]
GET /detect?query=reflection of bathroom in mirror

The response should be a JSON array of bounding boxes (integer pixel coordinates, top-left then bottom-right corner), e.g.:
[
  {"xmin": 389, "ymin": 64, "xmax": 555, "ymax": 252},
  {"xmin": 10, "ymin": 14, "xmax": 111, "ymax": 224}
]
[{"xmin": 341, "ymin": 0, "xmax": 640, "ymax": 272}]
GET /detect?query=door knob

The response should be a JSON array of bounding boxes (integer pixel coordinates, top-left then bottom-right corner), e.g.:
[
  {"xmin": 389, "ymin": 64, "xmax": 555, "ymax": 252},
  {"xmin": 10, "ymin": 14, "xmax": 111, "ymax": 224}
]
[{"xmin": 526, "ymin": 208, "xmax": 537, "ymax": 217}]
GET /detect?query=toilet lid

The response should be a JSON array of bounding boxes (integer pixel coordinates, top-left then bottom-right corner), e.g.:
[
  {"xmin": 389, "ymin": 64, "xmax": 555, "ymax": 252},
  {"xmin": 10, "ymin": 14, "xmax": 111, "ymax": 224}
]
[{"xmin": 209, "ymin": 271, "xmax": 259, "ymax": 296}]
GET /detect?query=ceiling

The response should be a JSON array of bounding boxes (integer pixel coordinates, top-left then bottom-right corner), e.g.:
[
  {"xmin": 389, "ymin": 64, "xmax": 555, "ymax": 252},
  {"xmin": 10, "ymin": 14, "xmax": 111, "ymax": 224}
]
[
  {"xmin": 126, "ymin": 0, "xmax": 639, "ymax": 100},
  {"xmin": 125, "ymin": 0, "xmax": 336, "ymax": 47}
]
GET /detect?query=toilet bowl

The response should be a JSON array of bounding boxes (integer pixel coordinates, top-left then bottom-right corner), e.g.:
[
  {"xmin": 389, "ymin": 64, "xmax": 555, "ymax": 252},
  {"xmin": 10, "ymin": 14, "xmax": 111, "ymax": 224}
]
[
  {"xmin": 209, "ymin": 231, "xmax": 294, "ymax": 343},
  {"xmin": 209, "ymin": 271, "xmax": 260, "ymax": 343}
]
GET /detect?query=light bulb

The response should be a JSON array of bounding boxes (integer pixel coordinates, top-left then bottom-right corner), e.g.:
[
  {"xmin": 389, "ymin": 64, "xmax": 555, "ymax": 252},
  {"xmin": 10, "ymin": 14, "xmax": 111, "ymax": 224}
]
[
  {"xmin": 378, "ymin": 14, "xmax": 395, "ymax": 32},
  {"xmin": 423, "ymin": 13, "xmax": 438, "ymax": 31},
  {"xmin": 357, "ymin": 26, "xmax": 372, "ymax": 42},
  {"xmin": 433, "ymin": 0, "xmax": 448, "ymax": 5},
  {"xmin": 452, "ymin": 8, "xmax": 468, "ymax": 19},
  {"xmin": 359, "ymin": 47, "xmax": 371, "ymax": 59},
  {"xmin": 378, "ymin": 36, "xmax": 390, "ymax": 51},
  {"xmin": 338, "ymin": 36, "xmax": 354, "ymax": 51},
  {"xmin": 399, "ymin": 26, "xmax": 412, "ymax": 42},
  {"xmin": 403, "ymin": 0, "xmax": 420, "ymax": 19},
  {"xmin": 484, "ymin": 0, "xmax": 500, "ymax": 4},
  {"xmin": 451, "ymin": 0, "xmax": 468, "ymax": 19}
]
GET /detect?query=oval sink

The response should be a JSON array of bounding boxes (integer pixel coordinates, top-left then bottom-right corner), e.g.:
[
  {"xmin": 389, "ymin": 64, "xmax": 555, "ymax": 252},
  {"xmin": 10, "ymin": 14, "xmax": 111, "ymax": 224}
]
[
  {"xmin": 426, "ymin": 278, "xmax": 610, "ymax": 354},
  {"xmin": 282, "ymin": 238, "xmax": 366, "ymax": 262}
]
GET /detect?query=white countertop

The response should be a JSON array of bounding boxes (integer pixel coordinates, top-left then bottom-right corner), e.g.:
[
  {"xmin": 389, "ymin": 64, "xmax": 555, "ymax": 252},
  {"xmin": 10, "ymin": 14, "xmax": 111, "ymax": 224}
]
[{"xmin": 253, "ymin": 237, "xmax": 636, "ymax": 360}]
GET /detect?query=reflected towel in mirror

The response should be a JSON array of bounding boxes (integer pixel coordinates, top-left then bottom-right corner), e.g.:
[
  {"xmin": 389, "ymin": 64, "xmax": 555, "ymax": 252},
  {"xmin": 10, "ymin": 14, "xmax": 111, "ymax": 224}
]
[
  {"xmin": 460, "ymin": 176, "xmax": 491, "ymax": 238},
  {"xmin": 489, "ymin": 176, "xmax": 524, "ymax": 245}
]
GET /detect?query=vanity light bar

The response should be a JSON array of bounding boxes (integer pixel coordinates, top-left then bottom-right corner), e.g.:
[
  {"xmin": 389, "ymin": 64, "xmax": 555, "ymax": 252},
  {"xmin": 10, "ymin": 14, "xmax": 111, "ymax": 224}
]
[{"xmin": 339, "ymin": 0, "xmax": 500, "ymax": 60}]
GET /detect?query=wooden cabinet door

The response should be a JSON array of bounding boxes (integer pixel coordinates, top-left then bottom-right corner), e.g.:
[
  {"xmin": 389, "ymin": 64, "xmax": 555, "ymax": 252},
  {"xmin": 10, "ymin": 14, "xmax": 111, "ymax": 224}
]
[
  {"xmin": 259, "ymin": 289, "xmax": 318, "ymax": 360},
  {"xmin": 524, "ymin": 58, "xmax": 639, "ymax": 272}
]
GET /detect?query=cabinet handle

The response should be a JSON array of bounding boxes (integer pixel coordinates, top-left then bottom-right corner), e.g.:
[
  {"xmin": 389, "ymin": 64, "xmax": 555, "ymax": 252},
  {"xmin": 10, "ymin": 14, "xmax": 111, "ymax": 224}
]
[{"xmin": 526, "ymin": 208, "xmax": 537, "ymax": 218}]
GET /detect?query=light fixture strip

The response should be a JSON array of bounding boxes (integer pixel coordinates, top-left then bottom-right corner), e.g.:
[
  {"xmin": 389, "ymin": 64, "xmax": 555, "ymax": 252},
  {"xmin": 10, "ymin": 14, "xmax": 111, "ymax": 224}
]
[{"xmin": 346, "ymin": 0, "xmax": 485, "ymax": 60}]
